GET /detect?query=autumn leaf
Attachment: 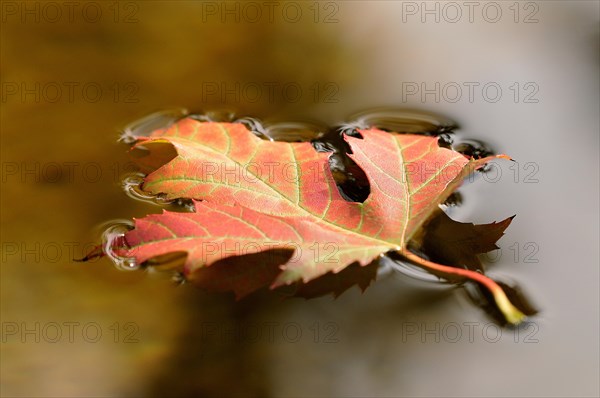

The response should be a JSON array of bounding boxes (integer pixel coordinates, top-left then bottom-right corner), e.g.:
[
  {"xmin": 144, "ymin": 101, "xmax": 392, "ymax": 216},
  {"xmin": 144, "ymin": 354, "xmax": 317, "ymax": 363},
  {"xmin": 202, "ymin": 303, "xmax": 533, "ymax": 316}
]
[
  {"xmin": 88, "ymin": 118, "xmax": 532, "ymax": 325},
  {"xmin": 417, "ymin": 209, "xmax": 515, "ymax": 272},
  {"xmin": 124, "ymin": 119, "xmax": 489, "ymax": 284}
]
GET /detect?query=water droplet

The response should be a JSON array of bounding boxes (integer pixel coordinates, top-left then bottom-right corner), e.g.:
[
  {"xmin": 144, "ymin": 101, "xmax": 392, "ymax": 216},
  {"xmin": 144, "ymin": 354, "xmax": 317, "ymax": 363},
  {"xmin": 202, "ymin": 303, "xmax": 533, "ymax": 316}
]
[{"xmin": 100, "ymin": 221, "xmax": 139, "ymax": 271}]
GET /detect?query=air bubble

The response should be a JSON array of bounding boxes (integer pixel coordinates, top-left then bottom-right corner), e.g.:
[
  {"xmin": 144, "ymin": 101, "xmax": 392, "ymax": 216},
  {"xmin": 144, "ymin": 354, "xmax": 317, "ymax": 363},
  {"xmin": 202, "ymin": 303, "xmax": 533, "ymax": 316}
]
[{"xmin": 100, "ymin": 221, "xmax": 139, "ymax": 271}]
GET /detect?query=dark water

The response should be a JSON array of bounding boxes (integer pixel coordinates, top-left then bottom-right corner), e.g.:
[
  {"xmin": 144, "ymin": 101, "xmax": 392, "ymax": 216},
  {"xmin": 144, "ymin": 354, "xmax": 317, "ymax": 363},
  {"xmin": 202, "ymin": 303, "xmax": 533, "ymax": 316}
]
[{"xmin": 2, "ymin": 2, "xmax": 598, "ymax": 397}]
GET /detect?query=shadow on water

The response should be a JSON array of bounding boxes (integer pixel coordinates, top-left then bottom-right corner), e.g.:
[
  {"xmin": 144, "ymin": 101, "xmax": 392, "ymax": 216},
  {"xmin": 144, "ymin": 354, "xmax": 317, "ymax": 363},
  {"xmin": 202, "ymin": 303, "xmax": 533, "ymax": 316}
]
[{"xmin": 146, "ymin": 291, "xmax": 272, "ymax": 398}]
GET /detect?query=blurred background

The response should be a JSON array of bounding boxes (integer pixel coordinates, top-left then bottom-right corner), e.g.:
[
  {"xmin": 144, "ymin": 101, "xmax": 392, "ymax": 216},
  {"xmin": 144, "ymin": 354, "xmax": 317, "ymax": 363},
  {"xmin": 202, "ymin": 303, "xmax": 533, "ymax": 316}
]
[{"xmin": 1, "ymin": 1, "xmax": 598, "ymax": 397}]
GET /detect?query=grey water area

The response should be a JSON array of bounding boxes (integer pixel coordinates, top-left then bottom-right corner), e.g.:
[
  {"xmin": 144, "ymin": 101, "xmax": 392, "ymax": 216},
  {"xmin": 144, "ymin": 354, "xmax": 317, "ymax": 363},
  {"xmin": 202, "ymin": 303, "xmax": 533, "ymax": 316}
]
[{"xmin": 254, "ymin": 4, "xmax": 599, "ymax": 397}]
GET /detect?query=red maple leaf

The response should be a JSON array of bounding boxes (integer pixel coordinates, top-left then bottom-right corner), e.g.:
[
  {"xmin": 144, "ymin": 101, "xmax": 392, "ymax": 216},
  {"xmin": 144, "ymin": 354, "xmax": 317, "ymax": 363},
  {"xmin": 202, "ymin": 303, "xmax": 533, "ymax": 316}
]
[{"xmin": 84, "ymin": 118, "xmax": 534, "ymax": 325}]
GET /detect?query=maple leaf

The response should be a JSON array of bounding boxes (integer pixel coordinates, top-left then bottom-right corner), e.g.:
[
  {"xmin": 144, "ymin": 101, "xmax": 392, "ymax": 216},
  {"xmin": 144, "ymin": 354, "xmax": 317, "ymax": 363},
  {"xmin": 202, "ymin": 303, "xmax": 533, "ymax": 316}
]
[
  {"xmin": 124, "ymin": 119, "xmax": 480, "ymax": 282},
  {"xmin": 417, "ymin": 210, "xmax": 515, "ymax": 272},
  {"xmin": 98, "ymin": 118, "xmax": 530, "ymax": 325}
]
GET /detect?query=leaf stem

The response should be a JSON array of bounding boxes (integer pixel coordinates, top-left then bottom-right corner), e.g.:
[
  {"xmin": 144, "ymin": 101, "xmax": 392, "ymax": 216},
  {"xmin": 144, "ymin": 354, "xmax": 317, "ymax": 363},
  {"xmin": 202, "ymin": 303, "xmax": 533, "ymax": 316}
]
[{"xmin": 398, "ymin": 249, "xmax": 527, "ymax": 325}]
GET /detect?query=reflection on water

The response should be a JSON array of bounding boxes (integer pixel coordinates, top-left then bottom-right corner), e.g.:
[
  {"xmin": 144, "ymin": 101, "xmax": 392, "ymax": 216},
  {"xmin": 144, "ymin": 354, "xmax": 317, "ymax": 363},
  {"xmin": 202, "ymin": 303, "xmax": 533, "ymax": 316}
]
[
  {"xmin": 120, "ymin": 109, "xmax": 189, "ymax": 144},
  {"xmin": 349, "ymin": 108, "xmax": 456, "ymax": 134}
]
